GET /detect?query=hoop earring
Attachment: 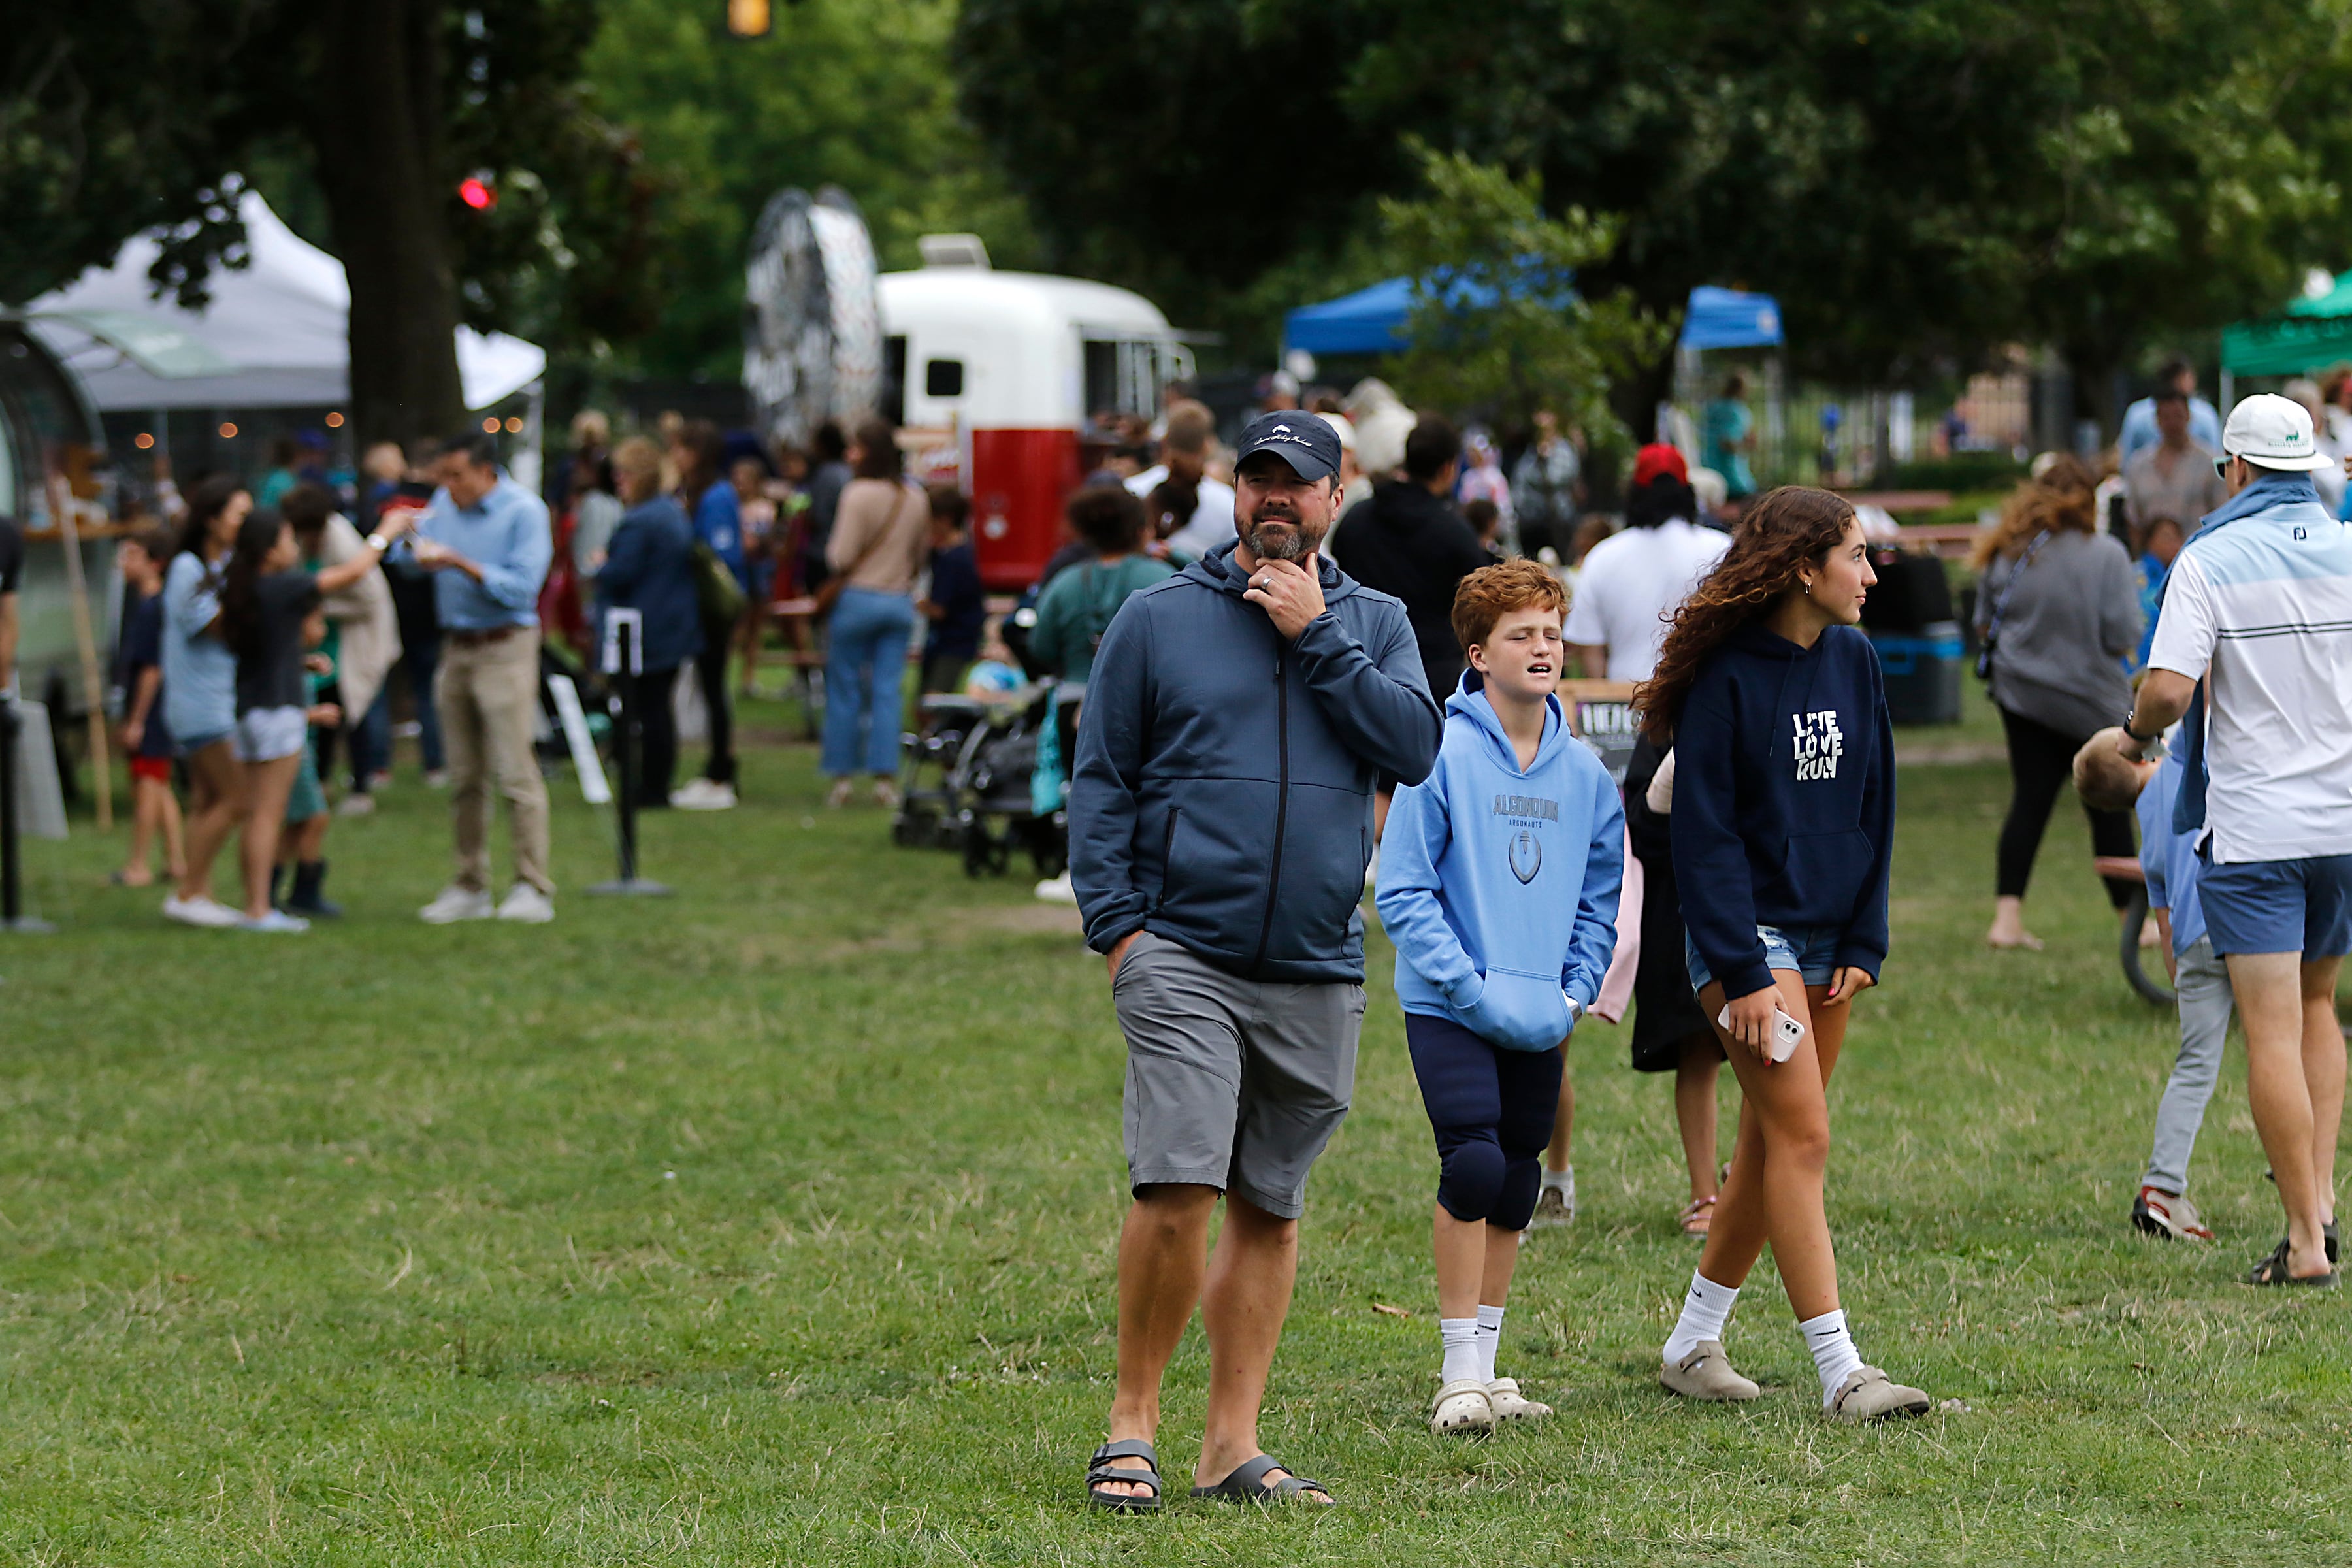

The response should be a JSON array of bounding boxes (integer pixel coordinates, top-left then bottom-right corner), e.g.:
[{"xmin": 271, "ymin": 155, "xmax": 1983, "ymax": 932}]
[{"xmin": 1802, "ymin": 579, "xmax": 1814, "ymax": 596}]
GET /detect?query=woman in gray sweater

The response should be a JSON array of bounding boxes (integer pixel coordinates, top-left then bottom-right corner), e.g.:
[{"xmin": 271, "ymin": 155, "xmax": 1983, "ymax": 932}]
[{"xmin": 1971, "ymin": 455, "xmax": 2144, "ymax": 949}]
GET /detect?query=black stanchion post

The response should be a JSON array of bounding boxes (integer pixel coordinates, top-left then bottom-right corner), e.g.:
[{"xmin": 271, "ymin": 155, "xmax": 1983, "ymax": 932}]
[
  {"xmin": 589, "ymin": 610, "xmax": 670, "ymax": 898},
  {"xmin": 1, "ymin": 698, "xmax": 54, "ymax": 934}
]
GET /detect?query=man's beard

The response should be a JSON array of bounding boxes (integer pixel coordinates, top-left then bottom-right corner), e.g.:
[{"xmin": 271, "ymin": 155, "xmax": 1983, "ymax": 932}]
[{"xmin": 1244, "ymin": 506, "xmax": 1323, "ymax": 562}]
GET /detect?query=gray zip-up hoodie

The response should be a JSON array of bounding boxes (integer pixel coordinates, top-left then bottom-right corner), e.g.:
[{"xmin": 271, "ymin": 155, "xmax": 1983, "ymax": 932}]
[{"xmin": 1070, "ymin": 539, "xmax": 1443, "ymax": 983}]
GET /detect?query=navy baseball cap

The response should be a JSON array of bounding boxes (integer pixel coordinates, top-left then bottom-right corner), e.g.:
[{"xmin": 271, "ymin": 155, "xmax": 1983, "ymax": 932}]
[{"xmin": 1234, "ymin": 410, "xmax": 1343, "ymax": 483}]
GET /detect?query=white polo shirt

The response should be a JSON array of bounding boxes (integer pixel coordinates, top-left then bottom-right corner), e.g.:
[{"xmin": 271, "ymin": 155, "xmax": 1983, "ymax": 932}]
[
  {"xmin": 2146, "ymin": 502, "xmax": 2352, "ymax": 863},
  {"xmin": 1562, "ymin": 518, "xmax": 1729, "ymax": 681}
]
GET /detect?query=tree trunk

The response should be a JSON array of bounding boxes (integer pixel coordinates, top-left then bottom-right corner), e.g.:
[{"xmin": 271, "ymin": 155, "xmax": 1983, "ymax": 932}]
[{"xmin": 309, "ymin": 0, "xmax": 466, "ymax": 455}]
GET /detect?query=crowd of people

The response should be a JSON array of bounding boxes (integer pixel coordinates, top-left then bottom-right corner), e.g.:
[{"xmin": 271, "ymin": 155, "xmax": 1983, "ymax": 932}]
[
  {"xmin": 1060, "ymin": 377, "xmax": 2352, "ymax": 1509},
  {"xmin": 17, "ymin": 347, "xmax": 2348, "ymax": 1507}
]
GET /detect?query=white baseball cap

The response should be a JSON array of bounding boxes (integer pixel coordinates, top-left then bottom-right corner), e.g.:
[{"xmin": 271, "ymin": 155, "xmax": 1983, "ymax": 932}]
[{"xmin": 2218, "ymin": 391, "xmax": 2334, "ymax": 473}]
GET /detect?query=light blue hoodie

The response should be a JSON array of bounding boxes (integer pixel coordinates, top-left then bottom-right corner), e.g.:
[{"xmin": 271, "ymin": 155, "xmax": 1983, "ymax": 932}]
[{"xmin": 1375, "ymin": 670, "xmax": 1624, "ymax": 1051}]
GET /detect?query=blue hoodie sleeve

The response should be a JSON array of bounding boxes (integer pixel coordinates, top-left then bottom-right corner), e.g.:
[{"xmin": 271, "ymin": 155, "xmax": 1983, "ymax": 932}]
[
  {"xmin": 1834, "ymin": 680, "xmax": 1895, "ymax": 979},
  {"xmin": 1671, "ymin": 676, "xmax": 1776, "ymax": 1000},
  {"xmin": 1561, "ymin": 766, "xmax": 1627, "ymax": 1007},
  {"xmin": 1292, "ymin": 600, "xmax": 1443, "ymax": 787},
  {"xmin": 1070, "ymin": 596, "xmax": 1153, "ymax": 952},
  {"xmin": 1373, "ymin": 749, "xmax": 1483, "ymax": 1006}
]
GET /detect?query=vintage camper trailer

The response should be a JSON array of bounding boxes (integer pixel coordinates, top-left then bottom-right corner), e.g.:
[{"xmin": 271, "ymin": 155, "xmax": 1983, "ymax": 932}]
[{"xmin": 879, "ymin": 240, "xmax": 1192, "ymax": 590}]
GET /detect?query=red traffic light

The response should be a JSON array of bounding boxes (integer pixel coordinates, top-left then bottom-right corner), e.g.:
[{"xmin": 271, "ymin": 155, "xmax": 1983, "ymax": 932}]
[{"xmin": 459, "ymin": 176, "xmax": 497, "ymax": 211}]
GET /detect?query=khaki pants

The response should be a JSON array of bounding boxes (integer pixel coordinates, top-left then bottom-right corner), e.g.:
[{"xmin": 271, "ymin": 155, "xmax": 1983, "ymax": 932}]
[{"xmin": 435, "ymin": 630, "xmax": 552, "ymax": 896}]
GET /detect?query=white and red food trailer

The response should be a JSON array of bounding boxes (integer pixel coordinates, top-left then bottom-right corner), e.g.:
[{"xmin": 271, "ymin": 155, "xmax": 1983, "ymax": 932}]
[{"xmin": 879, "ymin": 255, "xmax": 1192, "ymax": 591}]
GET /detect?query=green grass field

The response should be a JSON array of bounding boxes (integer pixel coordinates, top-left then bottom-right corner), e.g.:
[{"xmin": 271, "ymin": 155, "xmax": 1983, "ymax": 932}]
[{"xmin": 3, "ymin": 687, "xmax": 2348, "ymax": 1565}]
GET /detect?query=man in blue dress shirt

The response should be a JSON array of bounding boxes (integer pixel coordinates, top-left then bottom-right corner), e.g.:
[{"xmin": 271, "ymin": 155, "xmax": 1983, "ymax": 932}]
[{"xmin": 408, "ymin": 433, "xmax": 557, "ymax": 924}]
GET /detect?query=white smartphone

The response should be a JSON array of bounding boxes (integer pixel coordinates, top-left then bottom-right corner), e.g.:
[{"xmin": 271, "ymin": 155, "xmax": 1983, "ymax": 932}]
[{"xmin": 1716, "ymin": 1002, "xmax": 1806, "ymax": 1063}]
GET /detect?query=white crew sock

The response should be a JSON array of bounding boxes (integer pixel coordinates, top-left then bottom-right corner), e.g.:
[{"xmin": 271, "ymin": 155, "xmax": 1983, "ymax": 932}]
[
  {"xmin": 1440, "ymin": 1318, "xmax": 1482, "ymax": 1384},
  {"xmin": 1474, "ymin": 1303, "xmax": 1506, "ymax": 1382},
  {"xmin": 1799, "ymin": 1308, "xmax": 1864, "ymax": 1407},
  {"xmin": 1661, "ymin": 1271, "xmax": 1740, "ymax": 1364}
]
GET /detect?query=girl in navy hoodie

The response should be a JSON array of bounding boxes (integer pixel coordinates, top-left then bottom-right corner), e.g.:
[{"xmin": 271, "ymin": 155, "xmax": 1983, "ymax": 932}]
[
  {"xmin": 1377, "ymin": 561, "xmax": 1623, "ymax": 1435},
  {"xmin": 1635, "ymin": 485, "xmax": 1931, "ymax": 1423}
]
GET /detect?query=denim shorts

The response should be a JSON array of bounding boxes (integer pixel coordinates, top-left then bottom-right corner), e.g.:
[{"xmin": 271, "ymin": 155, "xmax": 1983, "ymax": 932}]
[
  {"xmin": 2199, "ymin": 854, "xmax": 2352, "ymax": 959},
  {"xmin": 233, "ymin": 705, "xmax": 309, "ymax": 763},
  {"xmin": 1685, "ymin": 923, "xmax": 1843, "ymax": 996}
]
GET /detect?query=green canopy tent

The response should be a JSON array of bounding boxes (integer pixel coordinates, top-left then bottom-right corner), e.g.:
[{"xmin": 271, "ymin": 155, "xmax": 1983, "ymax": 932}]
[{"xmin": 2221, "ymin": 272, "xmax": 2352, "ymax": 379}]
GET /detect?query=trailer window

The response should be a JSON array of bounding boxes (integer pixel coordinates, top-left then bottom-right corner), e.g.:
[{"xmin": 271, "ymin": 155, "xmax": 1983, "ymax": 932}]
[{"xmin": 924, "ymin": 358, "xmax": 965, "ymax": 398}]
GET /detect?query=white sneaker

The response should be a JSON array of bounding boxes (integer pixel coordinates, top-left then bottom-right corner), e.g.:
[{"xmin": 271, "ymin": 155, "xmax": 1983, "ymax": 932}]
[
  {"xmin": 1034, "ymin": 870, "xmax": 1077, "ymax": 904},
  {"xmin": 669, "ymin": 778, "xmax": 738, "ymax": 811},
  {"xmin": 161, "ymin": 894, "xmax": 242, "ymax": 929},
  {"xmin": 496, "ymin": 883, "xmax": 555, "ymax": 923},
  {"xmin": 423, "ymin": 769, "xmax": 451, "ymax": 789},
  {"xmin": 335, "ymin": 793, "xmax": 377, "ymax": 818},
  {"xmin": 419, "ymin": 885, "xmax": 495, "ymax": 924},
  {"xmin": 238, "ymin": 909, "xmax": 310, "ymax": 934}
]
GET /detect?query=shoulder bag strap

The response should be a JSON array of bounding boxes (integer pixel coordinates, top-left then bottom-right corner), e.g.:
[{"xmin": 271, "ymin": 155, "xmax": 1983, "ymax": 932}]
[{"xmin": 1975, "ymin": 528, "xmax": 2048, "ymax": 678}]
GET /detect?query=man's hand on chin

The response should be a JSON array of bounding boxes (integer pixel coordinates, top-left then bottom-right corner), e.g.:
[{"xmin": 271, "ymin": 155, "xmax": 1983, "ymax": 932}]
[{"xmin": 1242, "ymin": 556, "xmax": 1325, "ymax": 640}]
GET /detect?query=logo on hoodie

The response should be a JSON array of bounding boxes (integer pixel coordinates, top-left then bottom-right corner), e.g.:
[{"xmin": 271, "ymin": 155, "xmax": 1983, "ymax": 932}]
[
  {"xmin": 1508, "ymin": 828, "xmax": 1543, "ymax": 884},
  {"xmin": 1792, "ymin": 711, "xmax": 1844, "ymax": 781}
]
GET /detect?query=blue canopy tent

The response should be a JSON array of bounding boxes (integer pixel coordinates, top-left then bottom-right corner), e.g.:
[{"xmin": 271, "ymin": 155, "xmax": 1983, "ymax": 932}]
[{"xmin": 1281, "ymin": 280, "xmax": 1783, "ymax": 356}]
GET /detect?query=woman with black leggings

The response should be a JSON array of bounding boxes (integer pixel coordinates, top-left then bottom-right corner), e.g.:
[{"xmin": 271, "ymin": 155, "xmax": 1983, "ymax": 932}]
[{"xmin": 1970, "ymin": 455, "xmax": 2144, "ymax": 948}]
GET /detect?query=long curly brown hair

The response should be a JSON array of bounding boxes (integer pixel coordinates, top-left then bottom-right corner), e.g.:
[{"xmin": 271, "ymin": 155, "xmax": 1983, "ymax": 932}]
[
  {"xmin": 1969, "ymin": 453, "xmax": 2097, "ymax": 568},
  {"xmin": 1634, "ymin": 485, "xmax": 1857, "ymax": 743}
]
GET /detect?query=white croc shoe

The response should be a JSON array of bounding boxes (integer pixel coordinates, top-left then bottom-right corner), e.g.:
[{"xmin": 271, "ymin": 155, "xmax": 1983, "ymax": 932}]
[
  {"xmin": 1485, "ymin": 1377, "xmax": 1552, "ymax": 1422},
  {"xmin": 1429, "ymin": 1379, "xmax": 1496, "ymax": 1436}
]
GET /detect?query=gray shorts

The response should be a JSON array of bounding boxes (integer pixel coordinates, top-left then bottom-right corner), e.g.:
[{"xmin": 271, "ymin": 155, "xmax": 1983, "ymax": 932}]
[{"xmin": 1112, "ymin": 930, "xmax": 1365, "ymax": 1220}]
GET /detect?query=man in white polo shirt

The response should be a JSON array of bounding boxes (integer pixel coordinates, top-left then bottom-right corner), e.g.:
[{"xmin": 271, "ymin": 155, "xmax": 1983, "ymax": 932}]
[{"xmin": 2121, "ymin": 393, "xmax": 2352, "ymax": 1288}]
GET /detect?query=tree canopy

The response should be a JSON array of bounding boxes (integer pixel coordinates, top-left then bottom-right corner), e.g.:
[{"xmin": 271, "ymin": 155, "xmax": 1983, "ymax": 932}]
[
  {"xmin": 955, "ymin": 0, "xmax": 2352, "ymax": 419},
  {"xmin": 581, "ymin": 0, "xmax": 1037, "ymax": 380}
]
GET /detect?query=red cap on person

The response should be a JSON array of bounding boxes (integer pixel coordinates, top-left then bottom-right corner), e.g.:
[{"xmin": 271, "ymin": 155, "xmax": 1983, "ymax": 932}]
[{"xmin": 1631, "ymin": 443, "xmax": 1689, "ymax": 487}]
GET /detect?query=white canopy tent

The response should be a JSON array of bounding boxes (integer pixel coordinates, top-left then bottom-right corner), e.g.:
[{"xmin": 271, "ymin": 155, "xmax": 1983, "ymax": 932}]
[{"xmin": 28, "ymin": 191, "xmax": 544, "ymax": 414}]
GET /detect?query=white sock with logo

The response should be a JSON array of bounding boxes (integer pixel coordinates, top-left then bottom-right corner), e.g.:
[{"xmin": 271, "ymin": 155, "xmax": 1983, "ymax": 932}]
[
  {"xmin": 1474, "ymin": 1303, "xmax": 1506, "ymax": 1382},
  {"xmin": 1441, "ymin": 1318, "xmax": 1481, "ymax": 1384},
  {"xmin": 1662, "ymin": 1271, "xmax": 1740, "ymax": 1364},
  {"xmin": 1799, "ymin": 1307, "xmax": 1864, "ymax": 1407}
]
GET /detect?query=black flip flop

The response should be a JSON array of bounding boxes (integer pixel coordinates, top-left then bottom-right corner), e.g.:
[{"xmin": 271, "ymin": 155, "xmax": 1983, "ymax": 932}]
[
  {"xmin": 2246, "ymin": 1238, "xmax": 2339, "ymax": 1288},
  {"xmin": 1085, "ymin": 1439, "xmax": 1163, "ymax": 1513},
  {"xmin": 1190, "ymin": 1453, "xmax": 1333, "ymax": 1505}
]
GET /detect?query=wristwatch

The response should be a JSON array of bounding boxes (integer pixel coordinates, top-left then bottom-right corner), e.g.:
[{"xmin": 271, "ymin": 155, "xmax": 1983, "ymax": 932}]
[
  {"xmin": 365, "ymin": 531, "xmax": 391, "ymax": 553},
  {"xmin": 2122, "ymin": 708, "xmax": 2158, "ymax": 745}
]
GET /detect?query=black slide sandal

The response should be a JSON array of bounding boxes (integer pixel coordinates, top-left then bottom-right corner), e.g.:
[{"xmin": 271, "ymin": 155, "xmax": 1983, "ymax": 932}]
[
  {"xmin": 1085, "ymin": 1439, "xmax": 1164, "ymax": 1513},
  {"xmin": 1190, "ymin": 1453, "xmax": 1333, "ymax": 1505},
  {"xmin": 2246, "ymin": 1238, "xmax": 2340, "ymax": 1288}
]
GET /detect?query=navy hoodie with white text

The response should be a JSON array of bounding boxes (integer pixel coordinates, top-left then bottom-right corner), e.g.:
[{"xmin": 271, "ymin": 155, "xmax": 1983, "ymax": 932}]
[{"xmin": 1671, "ymin": 623, "xmax": 1894, "ymax": 1002}]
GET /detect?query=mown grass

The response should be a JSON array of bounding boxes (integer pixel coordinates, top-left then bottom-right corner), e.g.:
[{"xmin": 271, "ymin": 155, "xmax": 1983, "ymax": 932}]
[{"xmin": 1, "ymin": 688, "xmax": 2347, "ymax": 1565}]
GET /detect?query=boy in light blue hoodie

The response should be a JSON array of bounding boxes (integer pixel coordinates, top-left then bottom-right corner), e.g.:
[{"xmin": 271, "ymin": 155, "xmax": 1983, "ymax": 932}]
[{"xmin": 1375, "ymin": 561, "xmax": 1623, "ymax": 1436}]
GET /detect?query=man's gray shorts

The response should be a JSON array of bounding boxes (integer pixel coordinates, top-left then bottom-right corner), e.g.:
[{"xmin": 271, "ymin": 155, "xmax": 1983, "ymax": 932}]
[{"xmin": 1112, "ymin": 931, "xmax": 1366, "ymax": 1220}]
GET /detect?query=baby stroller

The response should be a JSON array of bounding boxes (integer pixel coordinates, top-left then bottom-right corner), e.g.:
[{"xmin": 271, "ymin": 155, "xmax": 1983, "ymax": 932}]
[
  {"xmin": 892, "ymin": 693, "xmax": 990, "ymax": 851},
  {"xmin": 896, "ymin": 678, "xmax": 1071, "ymax": 879}
]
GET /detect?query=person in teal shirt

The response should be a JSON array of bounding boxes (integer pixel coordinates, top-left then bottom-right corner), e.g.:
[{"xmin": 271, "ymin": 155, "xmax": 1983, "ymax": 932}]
[
  {"xmin": 1701, "ymin": 371, "xmax": 1758, "ymax": 499},
  {"xmin": 1030, "ymin": 485, "xmax": 1173, "ymax": 683}
]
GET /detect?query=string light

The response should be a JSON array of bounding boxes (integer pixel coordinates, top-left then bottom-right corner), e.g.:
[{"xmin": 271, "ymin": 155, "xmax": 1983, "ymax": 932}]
[
  {"xmin": 133, "ymin": 433, "xmax": 155, "ymax": 450},
  {"xmin": 482, "ymin": 417, "xmax": 501, "ymax": 433},
  {"xmin": 219, "ymin": 422, "xmax": 238, "ymax": 438},
  {"xmin": 504, "ymin": 416, "xmax": 523, "ymax": 433},
  {"xmin": 325, "ymin": 412, "xmax": 344, "ymax": 429}
]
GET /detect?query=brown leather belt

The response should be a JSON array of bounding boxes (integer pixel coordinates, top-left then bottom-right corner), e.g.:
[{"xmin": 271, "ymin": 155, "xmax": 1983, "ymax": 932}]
[{"xmin": 447, "ymin": 624, "xmax": 528, "ymax": 648}]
